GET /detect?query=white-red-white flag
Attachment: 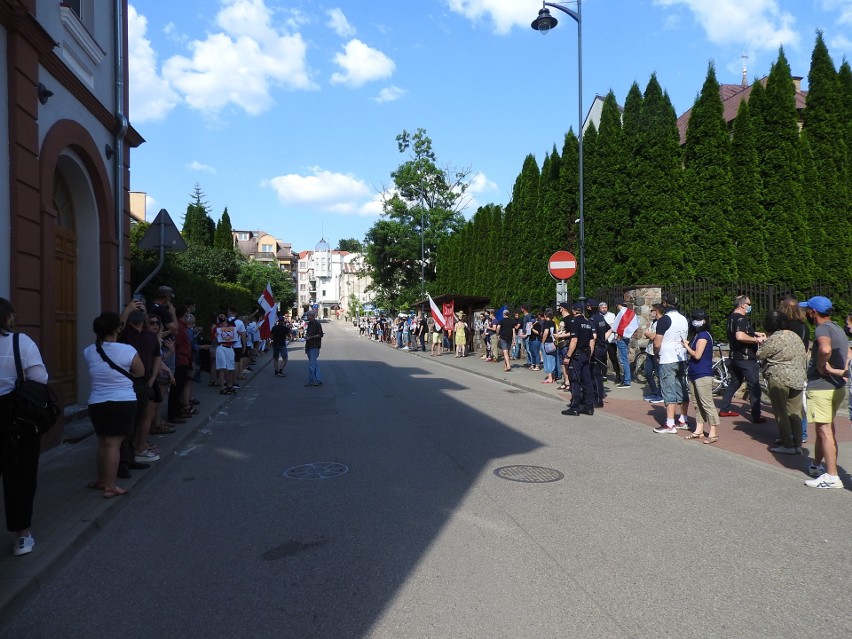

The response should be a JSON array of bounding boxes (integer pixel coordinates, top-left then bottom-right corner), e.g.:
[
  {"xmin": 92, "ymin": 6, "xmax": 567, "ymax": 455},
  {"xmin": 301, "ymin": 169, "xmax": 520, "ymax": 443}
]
[
  {"xmin": 428, "ymin": 293, "xmax": 446, "ymax": 330},
  {"xmin": 257, "ymin": 283, "xmax": 277, "ymax": 340}
]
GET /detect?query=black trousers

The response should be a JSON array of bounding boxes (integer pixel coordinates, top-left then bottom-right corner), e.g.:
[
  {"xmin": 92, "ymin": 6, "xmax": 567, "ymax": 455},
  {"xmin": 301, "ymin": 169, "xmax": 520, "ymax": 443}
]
[
  {"xmin": 720, "ymin": 357, "xmax": 763, "ymax": 419},
  {"xmin": 0, "ymin": 395, "xmax": 40, "ymax": 532},
  {"xmin": 591, "ymin": 346, "xmax": 608, "ymax": 403},
  {"xmin": 568, "ymin": 352, "xmax": 595, "ymax": 410},
  {"xmin": 606, "ymin": 342, "xmax": 621, "ymax": 381},
  {"xmin": 167, "ymin": 365, "xmax": 191, "ymax": 419}
]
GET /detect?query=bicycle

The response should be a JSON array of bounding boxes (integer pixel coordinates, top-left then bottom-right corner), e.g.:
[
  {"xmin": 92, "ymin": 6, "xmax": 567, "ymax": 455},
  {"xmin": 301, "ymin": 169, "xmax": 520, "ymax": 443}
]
[
  {"xmin": 712, "ymin": 342, "xmax": 731, "ymax": 395},
  {"xmin": 632, "ymin": 350, "xmax": 647, "ymax": 384}
]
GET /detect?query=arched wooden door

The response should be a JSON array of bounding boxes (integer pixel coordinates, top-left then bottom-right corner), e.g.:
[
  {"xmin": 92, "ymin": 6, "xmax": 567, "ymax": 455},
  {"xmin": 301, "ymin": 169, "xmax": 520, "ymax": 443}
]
[{"xmin": 53, "ymin": 171, "xmax": 77, "ymax": 404}]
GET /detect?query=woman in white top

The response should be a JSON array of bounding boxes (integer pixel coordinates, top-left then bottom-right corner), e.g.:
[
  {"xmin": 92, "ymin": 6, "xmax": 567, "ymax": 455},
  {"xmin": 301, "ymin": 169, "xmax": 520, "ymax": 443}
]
[
  {"xmin": 84, "ymin": 312, "xmax": 143, "ymax": 499},
  {"xmin": 0, "ymin": 298, "xmax": 49, "ymax": 557}
]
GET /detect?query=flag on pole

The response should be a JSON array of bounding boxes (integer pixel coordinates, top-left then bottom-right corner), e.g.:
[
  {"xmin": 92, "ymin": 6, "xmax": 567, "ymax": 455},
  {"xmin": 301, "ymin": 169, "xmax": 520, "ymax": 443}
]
[
  {"xmin": 428, "ymin": 293, "xmax": 446, "ymax": 330},
  {"xmin": 257, "ymin": 283, "xmax": 277, "ymax": 340}
]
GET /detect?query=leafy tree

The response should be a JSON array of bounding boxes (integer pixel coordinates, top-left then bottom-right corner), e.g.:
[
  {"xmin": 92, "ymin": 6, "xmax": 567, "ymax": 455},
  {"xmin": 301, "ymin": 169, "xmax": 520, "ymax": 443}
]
[
  {"xmin": 182, "ymin": 183, "xmax": 214, "ymax": 247},
  {"xmin": 213, "ymin": 207, "xmax": 235, "ymax": 250},
  {"xmin": 802, "ymin": 32, "xmax": 849, "ymax": 285},
  {"xmin": 365, "ymin": 129, "xmax": 470, "ymax": 307},
  {"xmin": 759, "ymin": 47, "xmax": 811, "ymax": 287},
  {"xmin": 170, "ymin": 245, "xmax": 242, "ymax": 283},
  {"xmin": 336, "ymin": 238, "xmax": 363, "ymax": 253},
  {"xmin": 683, "ymin": 62, "xmax": 736, "ymax": 281},
  {"xmin": 236, "ymin": 259, "xmax": 295, "ymax": 309},
  {"xmin": 730, "ymin": 96, "xmax": 769, "ymax": 281}
]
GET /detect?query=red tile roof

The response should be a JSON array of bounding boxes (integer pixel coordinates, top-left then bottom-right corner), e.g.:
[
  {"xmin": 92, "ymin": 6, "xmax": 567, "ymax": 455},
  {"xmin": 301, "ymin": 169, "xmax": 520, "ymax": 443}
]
[{"xmin": 676, "ymin": 76, "xmax": 807, "ymax": 145}]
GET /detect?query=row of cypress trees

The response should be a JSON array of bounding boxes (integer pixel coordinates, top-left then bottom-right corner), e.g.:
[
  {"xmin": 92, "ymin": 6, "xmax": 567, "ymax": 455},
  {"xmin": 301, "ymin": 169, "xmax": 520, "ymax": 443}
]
[{"xmin": 435, "ymin": 34, "xmax": 851, "ymax": 307}]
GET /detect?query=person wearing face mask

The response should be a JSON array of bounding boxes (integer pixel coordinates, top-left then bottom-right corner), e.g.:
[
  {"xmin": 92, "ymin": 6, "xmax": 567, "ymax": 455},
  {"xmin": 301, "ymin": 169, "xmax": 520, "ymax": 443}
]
[
  {"xmin": 681, "ymin": 309, "xmax": 720, "ymax": 443},
  {"xmin": 718, "ymin": 295, "xmax": 767, "ymax": 423}
]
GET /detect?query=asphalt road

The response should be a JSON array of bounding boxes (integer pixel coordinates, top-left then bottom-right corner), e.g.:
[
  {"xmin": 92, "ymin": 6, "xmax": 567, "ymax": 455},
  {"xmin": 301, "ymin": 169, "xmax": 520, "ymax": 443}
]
[{"xmin": 4, "ymin": 322, "xmax": 852, "ymax": 638}]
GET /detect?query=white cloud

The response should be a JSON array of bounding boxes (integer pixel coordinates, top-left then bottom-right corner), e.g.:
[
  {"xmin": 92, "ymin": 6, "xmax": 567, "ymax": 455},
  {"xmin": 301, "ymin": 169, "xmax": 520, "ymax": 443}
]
[
  {"xmin": 653, "ymin": 0, "xmax": 800, "ymax": 51},
  {"xmin": 188, "ymin": 161, "xmax": 216, "ymax": 173},
  {"xmin": 445, "ymin": 0, "xmax": 536, "ymax": 35},
  {"xmin": 327, "ymin": 8, "xmax": 356, "ymax": 38},
  {"xmin": 331, "ymin": 39, "xmax": 395, "ymax": 87},
  {"xmin": 127, "ymin": 5, "xmax": 179, "ymax": 122},
  {"xmin": 468, "ymin": 172, "xmax": 498, "ymax": 194},
  {"xmin": 265, "ymin": 168, "xmax": 376, "ymax": 215},
  {"xmin": 160, "ymin": 0, "xmax": 315, "ymax": 117},
  {"xmin": 374, "ymin": 86, "xmax": 405, "ymax": 102},
  {"xmin": 830, "ymin": 33, "xmax": 852, "ymax": 50},
  {"xmin": 820, "ymin": 1, "xmax": 852, "ymax": 25}
]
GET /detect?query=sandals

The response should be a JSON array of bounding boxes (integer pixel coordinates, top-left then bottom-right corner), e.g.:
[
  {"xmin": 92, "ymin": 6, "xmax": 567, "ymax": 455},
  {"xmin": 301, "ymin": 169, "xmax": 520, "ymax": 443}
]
[
  {"xmin": 181, "ymin": 408, "xmax": 199, "ymax": 416},
  {"xmin": 703, "ymin": 436, "xmax": 719, "ymax": 445},
  {"xmin": 151, "ymin": 423, "xmax": 176, "ymax": 435},
  {"xmin": 684, "ymin": 432, "xmax": 704, "ymax": 440},
  {"xmin": 103, "ymin": 487, "xmax": 128, "ymax": 499},
  {"xmin": 88, "ymin": 480, "xmax": 106, "ymax": 490}
]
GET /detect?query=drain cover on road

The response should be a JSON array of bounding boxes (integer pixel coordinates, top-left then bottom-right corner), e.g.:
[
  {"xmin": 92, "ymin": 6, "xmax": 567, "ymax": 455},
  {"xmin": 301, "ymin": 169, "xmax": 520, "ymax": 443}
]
[
  {"xmin": 493, "ymin": 465, "xmax": 564, "ymax": 483},
  {"xmin": 283, "ymin": 462, "xmax": 349, "ymax": 480}
]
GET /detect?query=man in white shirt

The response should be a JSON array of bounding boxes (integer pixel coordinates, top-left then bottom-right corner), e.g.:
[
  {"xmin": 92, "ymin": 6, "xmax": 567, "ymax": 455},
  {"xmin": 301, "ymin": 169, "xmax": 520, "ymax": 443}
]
[
  {"xmin": 599, "ymin": 302, "xmax": 621, "ymax": 384},
  {"xmin": 652, "ymin": 294, "xmax": 690, "ymax": 434}
]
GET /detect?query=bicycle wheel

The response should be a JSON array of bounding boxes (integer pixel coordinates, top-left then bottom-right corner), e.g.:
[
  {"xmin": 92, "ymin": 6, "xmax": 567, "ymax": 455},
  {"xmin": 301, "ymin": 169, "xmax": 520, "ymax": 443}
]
[
  {"xmin": 712, "ymin": 360, "xmax": 729, "ymax": 395},
  {"xmin": 632, "ymin": 352, "xmax": 647, "ymax": 384}
]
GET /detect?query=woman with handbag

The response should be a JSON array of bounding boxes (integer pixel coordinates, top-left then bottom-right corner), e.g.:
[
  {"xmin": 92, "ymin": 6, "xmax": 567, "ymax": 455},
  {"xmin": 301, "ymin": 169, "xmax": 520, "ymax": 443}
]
[
  {"xmin": 0, "ymin": 298, "xmax": 49, "ymax": 556},
  {"xmin": 84, "ymin": 312, "xmax": 144, "ymax": 499}
]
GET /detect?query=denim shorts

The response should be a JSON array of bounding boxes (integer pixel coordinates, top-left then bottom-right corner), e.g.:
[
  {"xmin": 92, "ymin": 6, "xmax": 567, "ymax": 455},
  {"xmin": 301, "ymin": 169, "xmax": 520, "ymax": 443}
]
[{"xmin": 659, "ymin": 361, "xmax": 688, "ymax": 404}]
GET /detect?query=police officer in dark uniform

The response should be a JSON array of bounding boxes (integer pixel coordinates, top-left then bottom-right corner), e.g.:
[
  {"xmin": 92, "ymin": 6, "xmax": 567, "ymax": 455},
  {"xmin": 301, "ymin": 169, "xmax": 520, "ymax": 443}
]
[
  {"xmin": 562, "ymin": 302, "xmax": 596, "ymax": 416},
  {"xmin": 586, "ymin": 298, "xmax": 611, "ymax": 407}
]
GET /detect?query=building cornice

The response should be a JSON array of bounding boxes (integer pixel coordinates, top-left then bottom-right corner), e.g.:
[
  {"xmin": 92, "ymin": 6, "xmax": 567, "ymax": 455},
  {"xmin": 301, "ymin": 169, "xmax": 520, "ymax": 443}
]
[{"xmin": 1, "ymin": 2, "xmax": 145, "ymax": 148}]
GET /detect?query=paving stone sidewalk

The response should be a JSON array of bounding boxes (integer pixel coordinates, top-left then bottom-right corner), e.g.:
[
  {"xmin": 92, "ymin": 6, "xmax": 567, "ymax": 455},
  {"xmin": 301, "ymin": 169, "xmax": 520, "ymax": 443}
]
[{"xmin": 0, "ymin": 355, "xmax": 270, "ymax": 626}]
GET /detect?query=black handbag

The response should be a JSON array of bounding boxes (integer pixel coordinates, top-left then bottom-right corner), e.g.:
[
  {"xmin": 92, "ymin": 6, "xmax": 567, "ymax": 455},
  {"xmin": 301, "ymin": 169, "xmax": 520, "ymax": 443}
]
[
  {"xmin": 95, "ymin": 342, "xmax": 148, "ymax": 399},
  {"xmin": 10, "ymin": 333, "xmax": 61, "ymax": 436}
]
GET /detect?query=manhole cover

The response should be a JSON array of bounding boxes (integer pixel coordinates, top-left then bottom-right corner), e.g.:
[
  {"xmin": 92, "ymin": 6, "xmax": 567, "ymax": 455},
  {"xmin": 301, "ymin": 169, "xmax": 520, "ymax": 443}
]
[
  {"xmin": 493, "ymin": 465, "xmax": 564, "ymax": 483},
  {"xmin": 283, "ymin": 462, "xmax": 349, "ymax": 480}
]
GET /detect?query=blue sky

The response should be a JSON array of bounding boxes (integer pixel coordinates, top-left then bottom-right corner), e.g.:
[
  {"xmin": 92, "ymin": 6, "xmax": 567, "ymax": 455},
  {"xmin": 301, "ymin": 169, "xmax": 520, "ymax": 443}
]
[{"xmin": 128, "ymin": 0, "xmax": 851, "ymax": 253}]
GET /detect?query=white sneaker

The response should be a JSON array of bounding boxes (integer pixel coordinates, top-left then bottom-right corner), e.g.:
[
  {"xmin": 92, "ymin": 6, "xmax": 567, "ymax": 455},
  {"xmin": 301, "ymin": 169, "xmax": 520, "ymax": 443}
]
[
  {"xmin": 135, "ymin": 450, "xmax": 160, "ymax": 463},
  {"xmin": 13, "ymin": 534, "xmax": 35, "ymax": 556},
  {"xmin": 653, "ymin": 425, "xmax": 678, "ymax": 434},
  {"xmin": 804, "ymin": 473, "xmax": 843, "ymax": 489}
]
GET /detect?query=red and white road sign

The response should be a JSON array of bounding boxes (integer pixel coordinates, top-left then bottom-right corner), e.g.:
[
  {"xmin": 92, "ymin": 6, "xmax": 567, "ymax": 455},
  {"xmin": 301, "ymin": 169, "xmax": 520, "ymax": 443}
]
[{"xmin": 548, "ymin": 250, "xmax": 577, "ymax": 280}]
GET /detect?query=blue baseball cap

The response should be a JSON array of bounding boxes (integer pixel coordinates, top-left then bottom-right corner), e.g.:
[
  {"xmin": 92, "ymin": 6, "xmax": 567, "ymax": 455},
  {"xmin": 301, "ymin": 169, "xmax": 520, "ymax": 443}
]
[{"xmin": 799, "ymin": 296, "xmax": 833, "ymax": 314}]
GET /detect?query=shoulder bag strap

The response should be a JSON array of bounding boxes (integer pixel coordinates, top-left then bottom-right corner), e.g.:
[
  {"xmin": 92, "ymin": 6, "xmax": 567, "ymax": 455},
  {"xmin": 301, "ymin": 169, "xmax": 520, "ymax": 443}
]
[
  {"xmin": 12, "ymin": 332, "xmax": 25, "ymax": 384},
  {"xmin": 95, "ymin": 342, "xmax": 135, "ymax": 381}
]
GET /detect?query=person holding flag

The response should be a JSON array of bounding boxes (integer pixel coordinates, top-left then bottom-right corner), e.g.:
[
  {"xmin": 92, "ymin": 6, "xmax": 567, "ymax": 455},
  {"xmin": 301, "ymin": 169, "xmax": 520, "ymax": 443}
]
[
  {"xmin": 612, "ymin": 299, "xmax": 639, "ymax": 388},
  {"xmin": 257, "ymin": 283, "xmax": 278, "ymax": 343},
  {"xmin": 428, "ymin": 294, "xmax": 446, "ymax": 356}
]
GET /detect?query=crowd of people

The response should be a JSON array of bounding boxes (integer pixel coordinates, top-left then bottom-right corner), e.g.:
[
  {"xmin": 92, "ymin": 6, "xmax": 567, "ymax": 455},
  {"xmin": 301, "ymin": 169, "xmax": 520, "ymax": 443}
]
[
  {"xmin": 1, "ymin": 286, "xmax": 850, "ymax": 560},
  {"xmin": 356, "ymin": 294, "xmax": 852, "ymax": 488}
]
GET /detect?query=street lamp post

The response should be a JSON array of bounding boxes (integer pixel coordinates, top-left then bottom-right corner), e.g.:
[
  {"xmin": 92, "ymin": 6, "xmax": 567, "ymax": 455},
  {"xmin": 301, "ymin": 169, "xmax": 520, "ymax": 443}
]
[{"xmin": 531, "ymin": 1, "xmax": 585, "ymax": 303}]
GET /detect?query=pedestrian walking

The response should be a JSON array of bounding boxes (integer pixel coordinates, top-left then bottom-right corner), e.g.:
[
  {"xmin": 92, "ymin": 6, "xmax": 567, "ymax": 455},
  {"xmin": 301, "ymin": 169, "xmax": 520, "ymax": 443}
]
[{"xmin": 304, "ymin": 311, "xmax": 324, "ymax": 386}]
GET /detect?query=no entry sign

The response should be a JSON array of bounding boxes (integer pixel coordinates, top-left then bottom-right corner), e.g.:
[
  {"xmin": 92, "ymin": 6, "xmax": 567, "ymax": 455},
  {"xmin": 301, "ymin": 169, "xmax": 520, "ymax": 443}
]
[{"xmin": 548, "ymin": 250, "xmax": 577, "ymax": 280}]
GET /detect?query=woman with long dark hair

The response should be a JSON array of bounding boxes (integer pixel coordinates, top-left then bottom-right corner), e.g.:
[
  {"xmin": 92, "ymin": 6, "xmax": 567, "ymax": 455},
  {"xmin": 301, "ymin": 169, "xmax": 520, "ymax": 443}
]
[
  {"xmin": 84, "ymin": 312, "xmax": 144, "ymax": 498},
  {"xmin": 0, "ymin": 298, "xmax": 48, "ymax": 556}
]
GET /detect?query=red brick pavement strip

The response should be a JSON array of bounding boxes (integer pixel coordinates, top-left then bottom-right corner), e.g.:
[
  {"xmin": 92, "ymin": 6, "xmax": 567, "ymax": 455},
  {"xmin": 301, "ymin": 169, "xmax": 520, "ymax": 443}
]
[{"xmin": 395, "ymin": 333, "xmax": 852, "ymax": 479}]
